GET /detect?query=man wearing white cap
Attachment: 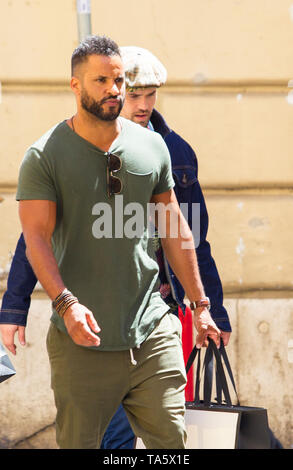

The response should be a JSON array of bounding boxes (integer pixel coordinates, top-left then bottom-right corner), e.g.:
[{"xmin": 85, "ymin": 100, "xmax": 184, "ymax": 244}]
[
  {"xmin": 120, "ymin": 45, "xmax": 231, "ymax": 340},
  {"xmin": 100, "ymin": 46, "xmax": 232, "ymax": 448}
]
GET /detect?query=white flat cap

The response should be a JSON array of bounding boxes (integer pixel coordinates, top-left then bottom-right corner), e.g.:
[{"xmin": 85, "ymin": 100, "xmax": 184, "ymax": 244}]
[{"xmin": 120, "ymin": 46, "xmax": 167, "ymax": 89}]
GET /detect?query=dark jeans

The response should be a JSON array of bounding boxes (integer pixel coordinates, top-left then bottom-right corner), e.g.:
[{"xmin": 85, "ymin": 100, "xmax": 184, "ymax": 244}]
[{"xmin": 100, "ymin": 404, "xmax": 135, "ymax": 449}]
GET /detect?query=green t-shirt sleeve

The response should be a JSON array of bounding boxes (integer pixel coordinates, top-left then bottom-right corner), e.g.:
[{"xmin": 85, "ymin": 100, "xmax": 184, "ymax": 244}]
[
  {"xmin": 152, "ymin": 135, "xmax": 175, "ymax": 195},
  {"xmin": 16, "ymin": 147, "xmax": 57, "ymax": 202}
]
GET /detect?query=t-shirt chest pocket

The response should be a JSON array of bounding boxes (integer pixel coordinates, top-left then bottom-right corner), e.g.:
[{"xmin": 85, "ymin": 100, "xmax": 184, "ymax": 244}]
[{"xmin": 125, "ymin": 169, "xmax": 154, "ymax": 204}]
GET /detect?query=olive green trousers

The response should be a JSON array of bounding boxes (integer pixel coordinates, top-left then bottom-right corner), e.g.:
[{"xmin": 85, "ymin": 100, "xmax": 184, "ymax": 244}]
[{"xmin": 46, "ymin": 312, "xmax": 187, "ymax": 449}]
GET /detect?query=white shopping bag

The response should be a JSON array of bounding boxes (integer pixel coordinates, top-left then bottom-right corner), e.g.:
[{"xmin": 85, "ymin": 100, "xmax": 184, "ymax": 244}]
[
  {"xmin": 135, "ymin": 408, "xmax": 239, "ymax": 450},
  {"xmin": 185, "ymin": 406, "xmax": 240, "ymax": 449},
  {"xmin": 0, "ymin": 343, "xmax": 16, "ymax": 383}
]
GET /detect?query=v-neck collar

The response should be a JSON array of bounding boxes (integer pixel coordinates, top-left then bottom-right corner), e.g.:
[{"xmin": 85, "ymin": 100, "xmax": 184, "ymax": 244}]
[{"xmin": 62, "ymin": 117, "xmax": 125, "ymax": 155}]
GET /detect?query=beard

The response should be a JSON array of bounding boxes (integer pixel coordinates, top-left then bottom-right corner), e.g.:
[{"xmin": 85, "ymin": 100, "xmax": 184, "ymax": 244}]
[{"xmin": 80, "ymin": 88, "xmax": 124, "ymax": 121}]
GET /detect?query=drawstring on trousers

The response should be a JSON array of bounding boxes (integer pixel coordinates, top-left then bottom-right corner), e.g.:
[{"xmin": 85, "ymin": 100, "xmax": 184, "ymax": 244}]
[{"xmin": 129, "ymin": 344, "xmax": 140, "ymax": 366}]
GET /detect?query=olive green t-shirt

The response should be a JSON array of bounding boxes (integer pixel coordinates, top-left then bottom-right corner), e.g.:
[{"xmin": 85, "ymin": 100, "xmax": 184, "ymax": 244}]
[{"xmin": 16, "ymin": 117, "xmax": 175, "ymax": 350}]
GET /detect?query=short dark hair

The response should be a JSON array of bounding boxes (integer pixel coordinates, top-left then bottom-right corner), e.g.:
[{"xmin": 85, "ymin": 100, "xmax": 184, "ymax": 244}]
[{"xmin": 71, "ymin": 35, "xmax": 121, "ymax": 76}]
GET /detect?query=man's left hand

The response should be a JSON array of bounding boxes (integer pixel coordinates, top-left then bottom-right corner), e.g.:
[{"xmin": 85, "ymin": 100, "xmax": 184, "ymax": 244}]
[{"xmin": 193, "ymin": 307, "xmax": 221, "ymax": 348}]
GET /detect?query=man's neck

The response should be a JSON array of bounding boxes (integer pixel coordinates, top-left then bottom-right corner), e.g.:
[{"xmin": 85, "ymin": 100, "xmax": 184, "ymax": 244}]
[{"xmin": 68, "ymin": 111, "xmax": 121, "ymax": 152}]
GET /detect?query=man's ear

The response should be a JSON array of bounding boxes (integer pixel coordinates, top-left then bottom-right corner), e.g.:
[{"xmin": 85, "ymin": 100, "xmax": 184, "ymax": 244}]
[{"xmin": 70, "ymin": 76, "xmax": 81, "ymax": 97}]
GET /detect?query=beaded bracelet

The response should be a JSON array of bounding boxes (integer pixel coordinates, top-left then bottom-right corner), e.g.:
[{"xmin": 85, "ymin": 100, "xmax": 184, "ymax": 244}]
[
  {"xmin": 52, "ymin": 288, "xmax": 78, "ymax": 318},
  {"xmin": 52, "ymin": 288, "xmax": 70, "ymax": 310}
]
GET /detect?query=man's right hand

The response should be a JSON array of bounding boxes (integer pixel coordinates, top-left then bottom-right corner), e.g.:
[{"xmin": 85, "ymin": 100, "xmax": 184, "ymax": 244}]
[
  {"xmin": 63, "ymin": 303, "xmax": 101, "ymax": 347},
  {"xmin": 0, "ymin": 324, "xmax": 26, "ymax": 355}
]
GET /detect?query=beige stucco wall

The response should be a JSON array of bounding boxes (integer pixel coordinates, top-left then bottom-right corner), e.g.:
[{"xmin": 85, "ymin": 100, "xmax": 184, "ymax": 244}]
[{"xmin": 0, "ymin": 0, "xmax": 292, "ymax": 448}]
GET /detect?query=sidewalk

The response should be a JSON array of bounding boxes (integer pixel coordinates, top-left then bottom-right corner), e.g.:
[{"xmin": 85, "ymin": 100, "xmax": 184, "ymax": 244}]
[{"xmin": 12, "ymin": 424, "xmax": 57, "ymax": 449}]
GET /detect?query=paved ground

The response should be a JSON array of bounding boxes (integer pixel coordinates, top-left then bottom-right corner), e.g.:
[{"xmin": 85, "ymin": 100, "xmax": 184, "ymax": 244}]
[{"xmin": 12, "ymin": 425, "xmax": 58, "ymax": 449}]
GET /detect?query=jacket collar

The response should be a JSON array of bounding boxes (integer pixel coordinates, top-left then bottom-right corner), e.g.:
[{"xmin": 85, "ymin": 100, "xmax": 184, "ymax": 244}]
[{"xmin": 150, "ymin": 108, "xmax": 172, "ymax": 139}]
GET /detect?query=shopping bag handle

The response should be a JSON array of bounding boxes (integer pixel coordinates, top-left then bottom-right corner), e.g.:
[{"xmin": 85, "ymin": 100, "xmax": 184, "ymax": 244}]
[
  {"xmin": 185, "ymin": 345, "xmax": 201, "ymax": 403},
  {"xmin": 186, "ymin": 339, "xmax": 234, "ymax": 407},
  {"xmin": 185, "ymin": 343, "xmax": 199, "ymax": 374},
  {"xmin": 207, "ymin": 340, "xmax": 232, "ymax": 406},
  {"xmin": 217, "ymin": 341, "xmax": 240, "ymax": 406}
]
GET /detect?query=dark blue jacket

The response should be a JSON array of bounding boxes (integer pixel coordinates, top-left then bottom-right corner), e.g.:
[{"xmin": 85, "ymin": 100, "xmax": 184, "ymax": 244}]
[
  {"xmin": 0, "ymin": 110, "xmax": 231, "ymax": 332},
  {"xmin": 151, "ymin": 109, "xmax": 231, "ymax": 331}
]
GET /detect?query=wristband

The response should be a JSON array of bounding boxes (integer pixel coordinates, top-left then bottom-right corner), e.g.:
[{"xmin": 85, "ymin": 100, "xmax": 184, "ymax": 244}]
[
  {"xmin": 190, "ymin": 297, "xmax": 211, "ymax": 311},
  {"xmin": 52, "ymin": 288, "xmax": 78, "ymax": 318}
]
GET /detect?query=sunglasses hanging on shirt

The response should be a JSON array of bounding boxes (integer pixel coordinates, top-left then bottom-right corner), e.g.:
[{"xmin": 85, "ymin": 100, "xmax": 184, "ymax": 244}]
[{"xmin": 106, "ymin": 152, "xmax": 123, "ymax": 197}]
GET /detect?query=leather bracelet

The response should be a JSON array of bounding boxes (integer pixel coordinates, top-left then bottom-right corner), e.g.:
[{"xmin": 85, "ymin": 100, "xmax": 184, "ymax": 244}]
[
  {"xmin": 57, "ymin": 298, "xmax": 78, "ymax": 318},
  {"xmin": 52, "ymin": 288, "xmax": 70, "ymax": 310},
  {"xmin": 52, "ymin": 289, "xmax": 78, "ymax": 318}
]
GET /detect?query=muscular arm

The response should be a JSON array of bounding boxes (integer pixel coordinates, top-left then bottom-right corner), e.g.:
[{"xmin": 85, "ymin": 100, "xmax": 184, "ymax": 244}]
[
  {"xmin": 0, "ymin": 200, "xmax": 100, "ymax": 355},
  {"xmin": 19, "ymin": 200, "xmax": 64, "ymax": 300},
  {"xmin": 150, "ymin": 189, "xmax": 220, "ymax": 348}
]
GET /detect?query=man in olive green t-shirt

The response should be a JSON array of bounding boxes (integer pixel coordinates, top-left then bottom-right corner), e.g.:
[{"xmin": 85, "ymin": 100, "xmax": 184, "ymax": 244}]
[
  {"xmin": 17, "ymin": 113, "xmax": 174, "ymax": 351},
  {"xmin": 5, "ymin": 35, "xmax": 220, "ymax": 449}
]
